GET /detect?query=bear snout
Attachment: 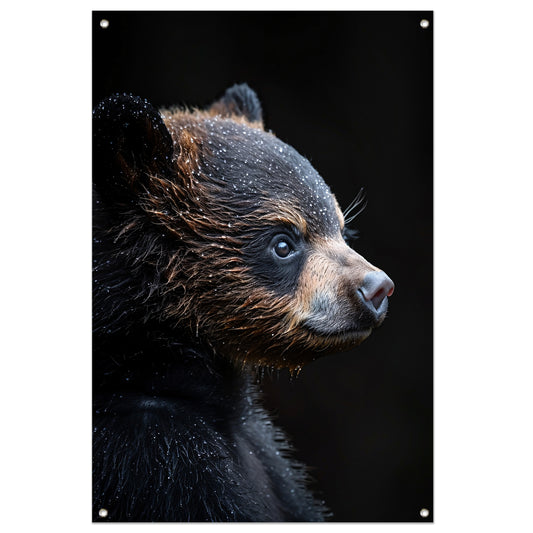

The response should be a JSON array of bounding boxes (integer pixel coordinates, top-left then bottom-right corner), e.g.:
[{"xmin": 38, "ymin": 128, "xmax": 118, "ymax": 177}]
[{"xmin": 358, "ymin": 270, "xmax": 395, "ymax": 318}]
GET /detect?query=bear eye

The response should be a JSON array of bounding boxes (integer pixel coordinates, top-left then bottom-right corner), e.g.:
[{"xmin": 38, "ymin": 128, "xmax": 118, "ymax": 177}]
[
  {"xmin": 273, "ymin": 240, "xmax": 292, "ymax": 258},
  {"xmin": 269, "ymin": 232, "xmax": 300, "ymax": 263}
]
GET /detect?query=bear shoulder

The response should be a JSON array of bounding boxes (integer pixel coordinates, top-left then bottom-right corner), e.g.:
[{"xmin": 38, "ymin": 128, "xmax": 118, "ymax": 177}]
[{"xmin": 93, "ymin": 390, "xmax": 325, "ymax": 521}]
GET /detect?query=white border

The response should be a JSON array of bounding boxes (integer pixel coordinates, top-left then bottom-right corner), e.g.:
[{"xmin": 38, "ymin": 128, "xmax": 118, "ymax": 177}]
[{"xmin": 2, "ymin": 1, "xmax": 533, "ymax": 531}]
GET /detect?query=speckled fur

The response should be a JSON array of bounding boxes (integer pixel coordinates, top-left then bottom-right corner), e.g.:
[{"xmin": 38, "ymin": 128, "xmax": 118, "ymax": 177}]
[{"xmin": 93, "ymin": 84, "xmax": 387, "ymax": 521}]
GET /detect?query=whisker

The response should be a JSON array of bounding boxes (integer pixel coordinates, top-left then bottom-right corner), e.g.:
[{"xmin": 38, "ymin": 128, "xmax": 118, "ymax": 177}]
[{"xmin": 343, "ymin": 187, "xmax": 366, "ymax": 221}]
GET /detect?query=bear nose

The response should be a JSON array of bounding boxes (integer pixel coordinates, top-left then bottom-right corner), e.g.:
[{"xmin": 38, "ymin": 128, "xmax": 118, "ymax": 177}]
[{"xmin": 359, "ymin": 271, "xmax": 395, "ymax": 314}]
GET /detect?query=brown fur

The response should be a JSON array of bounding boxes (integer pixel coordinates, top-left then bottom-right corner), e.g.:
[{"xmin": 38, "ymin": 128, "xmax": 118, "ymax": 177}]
[
  {"xmin": 92, "ymin": 88, "xmax": 393, "ymax": 522},
  {"xmin": 101, "ymin": 102, "xmax": 386, "ymax": 371}
]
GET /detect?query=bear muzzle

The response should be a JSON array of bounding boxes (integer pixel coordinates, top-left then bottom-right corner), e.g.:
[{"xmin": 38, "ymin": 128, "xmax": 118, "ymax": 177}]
[{"xmin": 295, "ymin": 240, "xmax": 394, "ymax": 344}]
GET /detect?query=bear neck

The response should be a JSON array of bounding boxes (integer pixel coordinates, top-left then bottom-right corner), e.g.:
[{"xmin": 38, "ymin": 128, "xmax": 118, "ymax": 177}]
[{"xmin": 93, "ymin": 326, "xmax": 254, "ymax": 409}]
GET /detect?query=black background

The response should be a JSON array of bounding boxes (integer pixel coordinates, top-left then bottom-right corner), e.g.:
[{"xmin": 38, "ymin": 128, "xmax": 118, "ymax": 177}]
[{"xmin": 93, "ymin": 11, "xmax": 433, "ymax": 522}]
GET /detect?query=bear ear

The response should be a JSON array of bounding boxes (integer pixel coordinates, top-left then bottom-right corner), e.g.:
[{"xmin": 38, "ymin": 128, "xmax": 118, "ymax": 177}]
[
  {"xmin": 208, "ymin": 83, "xmax": 263, "ymax": 126},
  {"xmin": 93, "ymin": 94, "xmax": 174, "ymax": 198}
]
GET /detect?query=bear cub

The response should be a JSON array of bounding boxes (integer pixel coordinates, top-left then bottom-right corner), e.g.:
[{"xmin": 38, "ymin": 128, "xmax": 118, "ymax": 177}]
[{"xmin": 93, "ymin": 84, "xmax": 394, "ymax": 521}]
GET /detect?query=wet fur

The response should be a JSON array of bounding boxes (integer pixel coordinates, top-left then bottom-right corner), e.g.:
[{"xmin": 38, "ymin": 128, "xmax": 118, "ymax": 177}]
[{"xmin": 93, "ymin": 85, "xmax": 383, "ymax": 521}]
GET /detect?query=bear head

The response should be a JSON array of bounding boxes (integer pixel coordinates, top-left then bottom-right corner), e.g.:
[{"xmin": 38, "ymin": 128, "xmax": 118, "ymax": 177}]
[{"xmin": 93, "ymin": 84, "xmax": 393, "ymax": 371}]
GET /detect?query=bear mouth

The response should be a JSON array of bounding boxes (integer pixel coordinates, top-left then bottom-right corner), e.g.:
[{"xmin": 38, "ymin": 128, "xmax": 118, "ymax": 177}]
[{"xmin": 304, "ymin": 324, "xmax": 373, "ymax": 345}]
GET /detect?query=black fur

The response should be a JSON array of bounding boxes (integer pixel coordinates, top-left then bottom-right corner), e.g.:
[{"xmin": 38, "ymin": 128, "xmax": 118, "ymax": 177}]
[
  {"xmin": 93, "ymin": 90, "xmax": 331, "ymax": 521},
  {"xmin": 211, "ymin": 83, "xmax": 263, "ymax": 122},
  {"xmin": 93, "ymin": 93, "xmax": 174, "ymax": 201},
  {"xmin": 93, "ymin": 332, "xmax": 327, "ymax": 521}
]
